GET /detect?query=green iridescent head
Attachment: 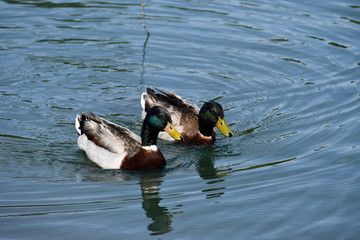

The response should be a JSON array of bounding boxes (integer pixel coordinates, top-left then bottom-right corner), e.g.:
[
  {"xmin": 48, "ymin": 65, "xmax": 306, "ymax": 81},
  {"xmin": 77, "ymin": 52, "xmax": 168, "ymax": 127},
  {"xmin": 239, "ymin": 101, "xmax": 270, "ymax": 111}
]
[
  {"xmin": 198, "ymin": 101, "xmax": 233, "ymax": 137},
  {"xmin": 141, "ymin": 106, "xmax": 183, "ymax": 146}
]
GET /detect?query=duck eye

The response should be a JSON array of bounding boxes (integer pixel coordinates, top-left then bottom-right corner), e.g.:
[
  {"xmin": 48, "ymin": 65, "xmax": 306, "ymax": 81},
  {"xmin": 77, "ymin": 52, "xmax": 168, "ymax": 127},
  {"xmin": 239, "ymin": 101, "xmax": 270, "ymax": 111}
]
[{"xmin": 220, "ymin": 122, "xmax": 223, "ymax": 125}]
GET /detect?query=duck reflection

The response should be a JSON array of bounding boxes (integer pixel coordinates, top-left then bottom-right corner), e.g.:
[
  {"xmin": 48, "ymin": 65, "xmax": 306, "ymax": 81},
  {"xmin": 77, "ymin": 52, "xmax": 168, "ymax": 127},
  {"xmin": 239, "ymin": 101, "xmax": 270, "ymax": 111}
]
[
  {"xmin": 195, "ymin": 145, "xmax": 228, "ymax": 199},
  {"xmin": 138, "ymin": 35, "xmax": 172, "ymax": 235},
  {"xmin": 139, "ymin": 171, "xmax": 173, "ymax": 235},
  {"xmin": 74, "ymin": 165, "xmax": 174, "ymax": 235}
]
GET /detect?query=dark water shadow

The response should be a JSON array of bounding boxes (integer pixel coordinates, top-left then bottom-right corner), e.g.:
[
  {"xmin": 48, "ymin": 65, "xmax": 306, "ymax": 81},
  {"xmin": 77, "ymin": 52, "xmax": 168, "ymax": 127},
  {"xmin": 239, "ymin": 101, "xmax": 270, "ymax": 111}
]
[
  {"xmin": 75, "ymin": 164, "xmax": 173, "ymax": 236},
  {"xmin": 196, "ymin": 145, "xmax": 225, "ymax": 180},
  {"xmin": 195, "ymin": 145, "xmax": 228, "ymax": 199},
  {"xmin": 2, "ymin": 0, "xmax": 132, "ymax": 9},
  {"xmin": 2, "ymin": 0, "xmax": 87, "ymax": 8},
  {"xmin": 227, "ymin": 157, "xmax": 297, "ymax": 174},
  {"xmin": 139, "ymin": 171, "xmax": 173, "ymax": 236}
]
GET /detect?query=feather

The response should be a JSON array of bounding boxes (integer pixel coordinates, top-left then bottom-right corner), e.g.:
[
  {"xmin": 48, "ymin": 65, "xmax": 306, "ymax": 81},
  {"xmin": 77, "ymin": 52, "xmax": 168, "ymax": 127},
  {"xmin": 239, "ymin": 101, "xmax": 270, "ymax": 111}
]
[
  {"xmin": 142, "ymin": 88, "xmax": 200, "ymax": 138},
  {"xmin": 77, "ymin": 112, "xmax": 141, "ymax": 157},
  {"xmin": 75, "ymin": 106, "xmax": 181, "ymax": 169}
]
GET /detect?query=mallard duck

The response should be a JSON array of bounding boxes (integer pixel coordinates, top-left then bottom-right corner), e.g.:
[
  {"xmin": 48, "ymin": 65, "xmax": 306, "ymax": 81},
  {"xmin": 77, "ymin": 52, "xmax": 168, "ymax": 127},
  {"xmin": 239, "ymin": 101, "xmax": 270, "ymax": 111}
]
[
  {"xmin": 141, "ymin": 88, "xmax": 233, "ymax": 144},
  {"xmin": 75, "ymin": 106, "xmax": 183, "ymax": 170}
]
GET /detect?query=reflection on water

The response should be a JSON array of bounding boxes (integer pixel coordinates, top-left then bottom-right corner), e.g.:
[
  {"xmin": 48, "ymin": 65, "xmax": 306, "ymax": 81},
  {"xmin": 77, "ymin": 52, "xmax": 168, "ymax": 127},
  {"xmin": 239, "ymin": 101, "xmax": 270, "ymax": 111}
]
[
  {"xmin": 74, "ymin": 168, "xmax": 174, "ymax": 235},
  {"xmin": 195, "ymin": 145, "xmax": 226, "ymax": 199},
  {"xmin": 140, "ymin": 172, "xmax": 173, "ymax": 235},
  {"xmin": 77, "ymin": 166, "xmax": 175, "ymax": 235},
  {"xmin": 1, "ymin": 0, "xmax": 360, "ymax": 238},
  {"xmin": 139, "ymin": 35, "xmax": 150, "ymax": 85}
]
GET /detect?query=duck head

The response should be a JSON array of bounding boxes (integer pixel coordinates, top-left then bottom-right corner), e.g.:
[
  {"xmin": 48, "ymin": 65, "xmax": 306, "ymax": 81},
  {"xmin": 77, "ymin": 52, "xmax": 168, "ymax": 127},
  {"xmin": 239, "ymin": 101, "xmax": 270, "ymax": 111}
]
[
  {"xmin": 198, "ymin": 101, "xmax": 233, "ymax": 138},
  {"xmin": 141, "ymin": 106, "xmax": 183, "ymax": 146}
]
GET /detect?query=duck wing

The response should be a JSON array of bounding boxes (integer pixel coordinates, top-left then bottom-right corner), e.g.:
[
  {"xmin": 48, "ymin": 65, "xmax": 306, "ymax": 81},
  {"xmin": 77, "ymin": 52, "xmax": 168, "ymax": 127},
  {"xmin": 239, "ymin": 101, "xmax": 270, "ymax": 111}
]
[
  {"xmin": 76, "ymin": 112, "xmax": 141, "ymax": 156},
  {"xmin": 141, "ymin": 88, "xmax": 200, "ymax": 137}
]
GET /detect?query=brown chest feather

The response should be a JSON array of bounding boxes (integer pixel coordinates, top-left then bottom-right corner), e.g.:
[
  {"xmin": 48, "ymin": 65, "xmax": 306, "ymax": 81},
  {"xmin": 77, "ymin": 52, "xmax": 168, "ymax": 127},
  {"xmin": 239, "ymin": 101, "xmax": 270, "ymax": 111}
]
[
  {"xmin": 182, "ymin": 132, "xmax": 215, "ymax": 144},
  {"xmin": 120, "ymin": 148, "xmax": 166, "ymax": 170}
]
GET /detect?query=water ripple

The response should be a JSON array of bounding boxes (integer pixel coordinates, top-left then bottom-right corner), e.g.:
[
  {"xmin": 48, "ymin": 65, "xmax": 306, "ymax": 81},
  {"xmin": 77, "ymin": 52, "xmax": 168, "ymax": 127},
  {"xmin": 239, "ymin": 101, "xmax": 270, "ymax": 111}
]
[{"xmin": 0, "ymin": 0, "xmax": 359, "ymax": 238}]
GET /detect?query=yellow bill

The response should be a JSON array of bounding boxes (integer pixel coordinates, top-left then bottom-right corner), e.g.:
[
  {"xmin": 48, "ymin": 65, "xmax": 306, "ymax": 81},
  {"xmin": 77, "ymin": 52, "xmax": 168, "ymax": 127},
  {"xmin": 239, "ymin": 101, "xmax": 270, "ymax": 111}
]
[
  {"xmin": 216, "ymin": 117, "xmax": 233, "ymax": 137},
  {"xmin": 164, "ymin": 122, "xmax": 184, "ymax": 141}
]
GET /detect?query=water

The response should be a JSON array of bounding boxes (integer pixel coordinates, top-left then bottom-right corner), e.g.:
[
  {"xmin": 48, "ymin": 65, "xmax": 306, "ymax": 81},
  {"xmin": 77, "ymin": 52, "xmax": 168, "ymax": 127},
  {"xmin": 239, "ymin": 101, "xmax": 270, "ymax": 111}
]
[{"xmin": 1, "ymin": 0, "xmax": 359, "ymax": 239}]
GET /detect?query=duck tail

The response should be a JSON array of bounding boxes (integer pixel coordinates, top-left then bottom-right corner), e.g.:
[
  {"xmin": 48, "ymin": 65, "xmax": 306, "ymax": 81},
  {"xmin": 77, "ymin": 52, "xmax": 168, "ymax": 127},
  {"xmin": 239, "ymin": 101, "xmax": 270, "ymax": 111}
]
[
  {"xmin": 140, "ymin": 92, "xmax": 147, "ymax": 110},
  {"xmin": 154, "ymin": 87, "xmax": 171, "ymax": 96},
  {"xmin": 75, "ymin": 112, "xmax": 97, "ymax": 135},
  {"xmin": 75, "ymin": 114, "xmax": 82, "ymax": 135},
  {"xmin": 141, "ymin": 88, "xmax": 157, "ymax": 112}
]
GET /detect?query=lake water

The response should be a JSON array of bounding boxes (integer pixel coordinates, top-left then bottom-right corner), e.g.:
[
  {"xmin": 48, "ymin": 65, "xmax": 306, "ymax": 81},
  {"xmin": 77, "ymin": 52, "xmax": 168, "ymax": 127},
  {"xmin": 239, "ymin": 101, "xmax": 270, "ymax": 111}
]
[{"xmin": 1, "ymin": 0, "xmax": 359, "ymax": 239}]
